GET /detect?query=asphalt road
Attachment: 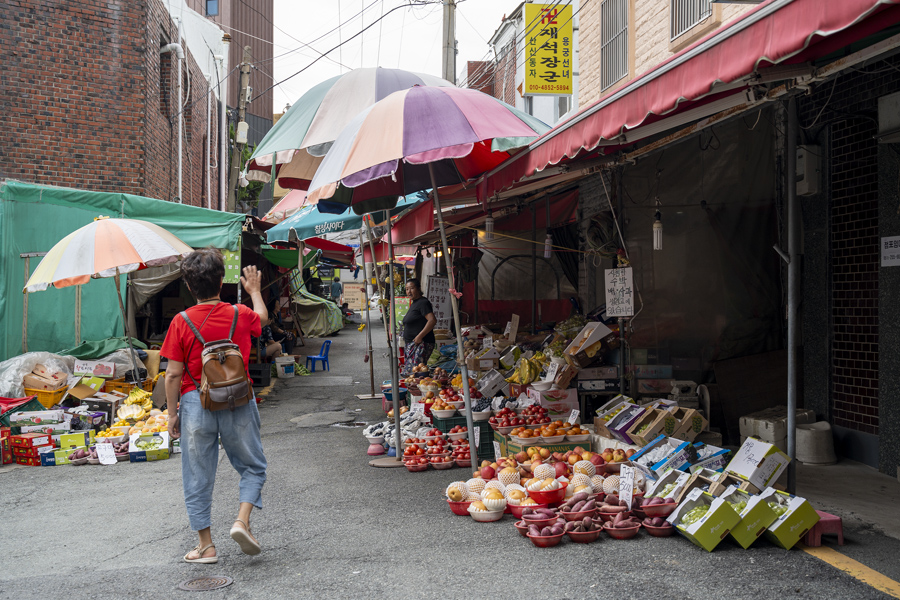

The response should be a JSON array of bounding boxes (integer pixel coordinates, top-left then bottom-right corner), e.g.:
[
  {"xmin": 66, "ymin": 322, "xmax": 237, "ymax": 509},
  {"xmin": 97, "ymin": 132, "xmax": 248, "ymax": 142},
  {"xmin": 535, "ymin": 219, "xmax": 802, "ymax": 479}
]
[{"xmin": 1, "ymin": 321, "xmax": 899, "ymax": 599}]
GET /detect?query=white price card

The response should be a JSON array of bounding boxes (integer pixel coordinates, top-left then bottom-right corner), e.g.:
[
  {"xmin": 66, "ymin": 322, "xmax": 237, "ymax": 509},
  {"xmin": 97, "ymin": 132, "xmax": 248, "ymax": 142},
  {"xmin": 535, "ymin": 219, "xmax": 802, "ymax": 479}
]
[
  {"xmin": 544, "ymin": 361, "xmax": 560, "ymax": 383},
  {"xmin": 493, "ymin": 441, "xmax": 502, "ymax": 459},
  {"xmin": 619, "ymin": 465, "xmax": 636, "ymax": 510},
  {"xmin": 483, "ymin": 335, "xmax": 493, "ymax": 349},
  {"xmin": 96, "ymin": 442, "xmax": 117, "ymax": 466},
  {"xmin": 568, "ymin": 409, "xmax": 580, "ymax": 425},
  {"xmin": 474, "ymin": 426, "xmax": 481, "ymax": 447},
  {"xmin": 410, "ymin": 402, "xmax": 425, "ymax": 414}
]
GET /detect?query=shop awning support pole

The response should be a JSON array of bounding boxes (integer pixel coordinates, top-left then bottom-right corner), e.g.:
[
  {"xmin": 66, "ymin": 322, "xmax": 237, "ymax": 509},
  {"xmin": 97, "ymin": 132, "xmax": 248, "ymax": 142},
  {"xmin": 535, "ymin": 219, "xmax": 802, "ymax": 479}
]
[
  {"xmin": 786, "ymin": 95, "xmax": 799, "ymax": 494},
  {"xmin": 114, "ymin": 269, "xmax": 144, "ymax": 384},
  {"xmin": 430, "ymin": 164, "xmax": 478, "ymax": 464},
  {"xmin": 531, "ymin": 204, "xmax": 537, "ymax": 334},
  {"xmin": 387, "ymin": 220, "xmax": 403, "ymax": 463},
  {"xmin": 356, "ymin": 230, "xmax": 379, "ymax": 400},
  {"xmin": 617, "ymin": 172, "xmax": 627, "ymax": 396}
]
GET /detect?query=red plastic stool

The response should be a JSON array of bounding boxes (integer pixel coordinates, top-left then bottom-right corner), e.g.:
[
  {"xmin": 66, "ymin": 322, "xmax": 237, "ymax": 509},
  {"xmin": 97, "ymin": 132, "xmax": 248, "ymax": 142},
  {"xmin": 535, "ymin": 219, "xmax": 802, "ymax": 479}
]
[{"xmin": 803, "ymin": 510, "xmax": 844, "ymax": 547}]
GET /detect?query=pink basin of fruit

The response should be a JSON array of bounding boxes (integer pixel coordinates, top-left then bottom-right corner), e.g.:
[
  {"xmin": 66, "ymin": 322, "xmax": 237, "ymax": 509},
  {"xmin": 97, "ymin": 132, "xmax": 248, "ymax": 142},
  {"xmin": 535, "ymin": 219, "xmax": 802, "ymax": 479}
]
[
  {"xmin": 527, "ymin": 532, "xmax": 565, "ymax": 548},
  {"xmin": 560, "ymin": 508, "xmax": 598, "ymax": 521},
  {"xmin": 643, "ymin": 502, "xmax": 678, "ymax": 518},
  {"xmin": 446, "ymin": 431, "xmax": 467, "ymax": 440},
  {"xmin": 643, "ymin": 523, "xmax": 676, "ymax": 537},
  {"xmin": 405, "ymin": 463, "xmax": 429, "ymax": 472},
  {"xmin": 566, "ymin": 529, "xmax": 603, "ymax": 543},
  {"xmin": 430, "ymin": 460, "xmax": 455, "ymax": 470},
  {"xmin": 527, "ymin": 482, "xmax": 567, "ymax": 505},
  {"xmin": 447, "ymin": 500, "xmax": 472, "ymax": 515},
  {"xmin": 603, "ymin": 523, "xmax": 640, "ymax": 539},
  {"xmin": 597, "ymin": 510, "xmax": 632, "ymax": 523},
  {"xmin": 508, "ymin": 503, "xmax": 548, "ymax": 518},
  {"xmin": 455, "ymin": 459, "xmax": 472, "ymax": 468},
  {"xmin": 519, "ymin": 514, "xmax": 558, "ymax": 528},
  {"xmin": 468, "ymin": 507, "xmax": 504, "ymax": 522},
  {"xmin": 514, "ymin": 520, "xmax": 530, "ymax": 537}
]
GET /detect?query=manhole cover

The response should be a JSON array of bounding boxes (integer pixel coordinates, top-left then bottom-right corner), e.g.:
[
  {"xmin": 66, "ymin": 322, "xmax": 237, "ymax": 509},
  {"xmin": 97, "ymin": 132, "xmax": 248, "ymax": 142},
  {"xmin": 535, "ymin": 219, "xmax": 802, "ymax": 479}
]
[
  {"xmin": 178, "ymin": 576, "xmax": 234, "ymax": 591},
  {"xmin": 332, "ymin": 421, "xmax": 367, "ymax": 428}
]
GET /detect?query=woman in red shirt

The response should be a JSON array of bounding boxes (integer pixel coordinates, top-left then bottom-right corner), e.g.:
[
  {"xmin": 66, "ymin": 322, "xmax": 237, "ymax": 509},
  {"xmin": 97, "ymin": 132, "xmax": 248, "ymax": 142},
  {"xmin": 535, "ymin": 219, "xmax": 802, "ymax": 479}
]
[{"xmin": 162, "ymin": 248, "xmax": 268, "ymax": 564}]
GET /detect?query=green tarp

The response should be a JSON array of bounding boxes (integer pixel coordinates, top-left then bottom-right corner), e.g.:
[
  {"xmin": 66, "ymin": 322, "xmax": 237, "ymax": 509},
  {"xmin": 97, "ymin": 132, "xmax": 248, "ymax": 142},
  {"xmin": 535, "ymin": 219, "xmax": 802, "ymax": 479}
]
[
  {"xmin": 0, "ymin": 180, "xmax": 247, "ymax": 361},
  {"xmin": 261, "ymin": 246, "xmax": 321, "ymax": 270}
]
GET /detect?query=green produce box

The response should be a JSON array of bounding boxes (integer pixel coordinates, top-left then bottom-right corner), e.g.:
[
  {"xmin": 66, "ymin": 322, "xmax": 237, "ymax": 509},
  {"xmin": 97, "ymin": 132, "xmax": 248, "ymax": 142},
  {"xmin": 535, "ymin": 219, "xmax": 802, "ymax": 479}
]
[
  {"xmin": 668, "ymin": 489, "xmax": 741, "ymax": 552},
  {"xmin": 646, "ymin": 469, "xmax": 690, "ymax": 499},
  {"xmin": 129, "ymin": 432, "xmax": 170, "ymax": 462},
  {"xmin": 430, "ymin": 414, "xmax": 467, "ymax": 432},
  {"xmin": 719, "ymin": 486, "xmax": 778, "ymax": 549},
  {"xmin": 758, "ymin": 488, "xmax": 820, "ymax": 549},
  {"xmin": 494, "ymin": 432, "xmax": 589, "ymax": 459},
  {"xmin": 39, "ymin": 445, "xmax": 86, "ymax": 466}
]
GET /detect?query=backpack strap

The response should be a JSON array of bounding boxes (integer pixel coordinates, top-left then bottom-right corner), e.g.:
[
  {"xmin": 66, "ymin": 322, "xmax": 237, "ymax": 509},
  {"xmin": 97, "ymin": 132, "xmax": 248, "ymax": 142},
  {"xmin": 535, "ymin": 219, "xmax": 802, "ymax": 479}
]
[{"xmin": 228, "ymin": 305, "xmax": 239, "ymax": 340}]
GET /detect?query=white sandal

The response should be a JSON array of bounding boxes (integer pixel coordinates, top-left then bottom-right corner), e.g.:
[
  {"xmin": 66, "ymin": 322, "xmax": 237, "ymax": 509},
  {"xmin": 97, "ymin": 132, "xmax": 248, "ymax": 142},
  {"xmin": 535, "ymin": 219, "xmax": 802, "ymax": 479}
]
[
  {"xmin": 230, "ymin": 519, "xmax": 261, "ymax": 556},
  {"xmin": 183, "ymin": 543, "xmax": 218, "ymax": 564}
]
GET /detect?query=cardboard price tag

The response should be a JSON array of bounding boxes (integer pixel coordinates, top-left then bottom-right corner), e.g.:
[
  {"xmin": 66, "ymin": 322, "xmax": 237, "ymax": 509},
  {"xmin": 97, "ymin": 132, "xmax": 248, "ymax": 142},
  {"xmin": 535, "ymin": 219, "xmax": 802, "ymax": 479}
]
[
  {"xmin": 483, "ymin": 335, "xmax": 493, "ymax": 349},
  {"xmin": 493, "ymin": 441, "xmax": 501, "ymax": 459},
  {"xmin": 96, "ymin": 442, "xmax": 117, "ymax": 465},
  {"xmin": 568, "ymin": 409, "xmax": 580, "ymax": 425},
  {"xmin": 544, "ymin": 362, "xmax": 560, "ymax": 383},
  {"xmin": 474, "ymin": 426, "xmax": 481, "ymax": 447},
  {"xmin": 619, "ymin": 465, "xmax": 635, "ymax": 510}
]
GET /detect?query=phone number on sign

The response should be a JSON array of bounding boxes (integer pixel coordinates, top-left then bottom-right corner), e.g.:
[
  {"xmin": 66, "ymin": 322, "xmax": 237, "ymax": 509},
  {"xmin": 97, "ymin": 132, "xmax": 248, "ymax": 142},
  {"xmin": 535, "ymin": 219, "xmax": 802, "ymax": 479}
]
[{"xmin": 528, "ymin": 85, "xmax": 571, "ymax": 92}]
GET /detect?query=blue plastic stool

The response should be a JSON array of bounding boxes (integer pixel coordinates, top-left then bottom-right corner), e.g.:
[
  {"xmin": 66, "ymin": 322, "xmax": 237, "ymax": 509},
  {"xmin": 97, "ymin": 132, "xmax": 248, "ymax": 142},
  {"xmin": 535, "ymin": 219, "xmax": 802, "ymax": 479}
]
[{"xmin": 306, "ymin": 340, "xmax": 332, "ymax": 372}]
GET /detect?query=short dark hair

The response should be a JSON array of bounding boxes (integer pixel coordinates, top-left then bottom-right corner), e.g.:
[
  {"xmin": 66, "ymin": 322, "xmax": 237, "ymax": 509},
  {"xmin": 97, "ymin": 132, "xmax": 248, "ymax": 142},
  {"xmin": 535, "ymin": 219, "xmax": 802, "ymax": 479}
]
[
  {"xmin": 181, "ymin": 248, "xmax": 225, "ymax": 301},
  {"xmin": 406, "ymin": 278, "xmax": 421, "ymax": 291},
  {"xmin": 334, "ymin": 276, "xmax": 340, "ymax": 282}
]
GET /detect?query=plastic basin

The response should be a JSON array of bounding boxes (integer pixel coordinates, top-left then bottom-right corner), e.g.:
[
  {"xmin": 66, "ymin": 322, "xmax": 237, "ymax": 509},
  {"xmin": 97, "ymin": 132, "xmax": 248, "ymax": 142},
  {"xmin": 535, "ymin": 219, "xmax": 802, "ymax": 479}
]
[
  {"xmin": 514, "ymin": 520, "xmax": 530, "ymax": 537},
  {"xmin": 566, "ymin": 529, "xmax": 603, "ymax": 543},
  {"xmin": 527, "ymin": 532, "xmax": 565, "ymax": 548},
  {"xmin": 597, "ymin": 510, "xmax": 631, "ymax": 523},
  {"xmin": 643, "ymin": 502, "xmax": 678, "ymax": 518},
  {"xmin": 643, "ymin": 523, "xmax": 676, "ymax": 537},
  {"xmin": 560, "ymin": 508, "xmax": 598, "ymax": 521},
  {"xmin": 603, "ymin": 523, "xmax": 640, "ymax": 539},
  {"xmin": 527, "ymin": 482, "xmax": 567, "ymax": 505},
  {"xmin": 447, "ymin": 500, "xmax": 472, "ymax": 516}
]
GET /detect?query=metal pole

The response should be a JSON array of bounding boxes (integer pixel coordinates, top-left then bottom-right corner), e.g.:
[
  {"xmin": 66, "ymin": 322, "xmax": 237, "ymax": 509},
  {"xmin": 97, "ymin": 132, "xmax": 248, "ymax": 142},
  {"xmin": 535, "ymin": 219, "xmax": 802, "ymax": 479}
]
[
  {"xmin": 786, "ymin": 96, "xmax": 799, "ymax": 494},
  {"xmin": 429, "ymin": 164, "xmax": 478, "ymax": 463},
  {"xmin": 357, "ymin": 230, "xmax": 379, "ymax": 400},
  {"xmin": 387, "ymin": 220, "xmax": 403, "ymax": 462},
  {"xmin": 531, "ymin": 204, "xmax": 537, "ymax": 334},
  {"xmin": 176, "ymin": 20, "xmax": 183, "ymax": 203},
  {"xmin": 617, "ymin": 172, "xmax": 627, "ymax": 396}
]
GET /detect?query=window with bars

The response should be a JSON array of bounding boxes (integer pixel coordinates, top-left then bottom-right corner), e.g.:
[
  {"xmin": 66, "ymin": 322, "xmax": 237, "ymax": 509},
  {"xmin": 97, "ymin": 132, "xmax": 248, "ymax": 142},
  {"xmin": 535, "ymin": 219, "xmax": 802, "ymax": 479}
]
[
  {"xmin": 670, "ymin": 0, "xmax": 712, "ymax": 41},
  {"xmin": 601, "ymin": 0, "xmax": 629, "ymax": 92}
]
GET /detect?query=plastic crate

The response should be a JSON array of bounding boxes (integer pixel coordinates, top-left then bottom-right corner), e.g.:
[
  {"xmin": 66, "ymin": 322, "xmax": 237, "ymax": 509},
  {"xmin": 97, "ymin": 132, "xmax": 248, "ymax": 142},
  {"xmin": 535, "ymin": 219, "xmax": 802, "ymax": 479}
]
[
  {"xmin": 104, "ymin": 378, "xmax": 154, "ymax": 395},
  {"xmin": 430, "ymin": 414, "xmax": 467, "ymax": 432},
  {"xmin": 248, "ymin": 363, "xmax": 271, "ymax": 387},
  {"xmin": 23, "ymin": 387, "xmax": 67, "ymax": 409}
]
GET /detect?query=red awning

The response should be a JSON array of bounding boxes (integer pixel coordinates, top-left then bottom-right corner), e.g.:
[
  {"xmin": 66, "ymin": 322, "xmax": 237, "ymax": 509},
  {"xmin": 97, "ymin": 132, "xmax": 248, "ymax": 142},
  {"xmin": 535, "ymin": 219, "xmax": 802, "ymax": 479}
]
[
  {"xmin": 362, "ymin": 242, "xmax": 419, "ymax": 263},
  {"xmin": 476, "ymin": 0, "xmax": 900, "ymax": 201},
  {"xmin": 303, "ymin": 237, "xmax": 354, "ymax": 266}
]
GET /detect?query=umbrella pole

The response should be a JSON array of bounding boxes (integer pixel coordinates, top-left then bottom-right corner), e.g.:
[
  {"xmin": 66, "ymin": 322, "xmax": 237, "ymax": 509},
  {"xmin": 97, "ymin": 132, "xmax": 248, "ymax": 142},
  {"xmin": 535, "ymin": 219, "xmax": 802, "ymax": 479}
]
[
  {"xmin": 428, "ymin": 164, "xmax": 479, "ymax": 466},
  {"xmin": 356, "ymin": 230, "xmax": 380, "ymax": 400},
  {"xmin": 114, "ymin": 270, "xmax": 144, "ymax": 384}
]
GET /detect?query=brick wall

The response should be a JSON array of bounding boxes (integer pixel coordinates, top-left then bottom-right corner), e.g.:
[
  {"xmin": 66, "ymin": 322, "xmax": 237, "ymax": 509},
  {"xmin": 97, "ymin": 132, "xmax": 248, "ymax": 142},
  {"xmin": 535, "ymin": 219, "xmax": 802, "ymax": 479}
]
[
  {"xmin": 0, "ymin": 0, "xmax": 219, "ymax": 207},
  {"xmin": 798, "ymin": 53, "xmax": 900, "ymax": 436},
  {"xmin": 466, "ymin": 61, "xmax": 494, "ymax": 96},
  {"xmin": 579, "ymin": 1, "xmax": 753, "ymax": 108}
]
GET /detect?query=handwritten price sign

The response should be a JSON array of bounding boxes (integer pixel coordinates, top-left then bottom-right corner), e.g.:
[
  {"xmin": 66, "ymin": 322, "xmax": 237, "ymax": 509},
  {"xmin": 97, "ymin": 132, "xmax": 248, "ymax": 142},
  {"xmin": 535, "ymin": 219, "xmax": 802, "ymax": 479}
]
[{"xmin": 619, "ymin": 465, "xmax": 636, "ymax": 510}]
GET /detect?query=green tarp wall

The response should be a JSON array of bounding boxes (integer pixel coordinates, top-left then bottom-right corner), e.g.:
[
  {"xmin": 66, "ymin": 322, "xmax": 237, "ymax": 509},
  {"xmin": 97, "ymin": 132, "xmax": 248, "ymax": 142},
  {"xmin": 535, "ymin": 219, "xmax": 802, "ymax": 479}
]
[{"xmin": 0, "ymin": 180, "xmax": 246, "ymax": 361}]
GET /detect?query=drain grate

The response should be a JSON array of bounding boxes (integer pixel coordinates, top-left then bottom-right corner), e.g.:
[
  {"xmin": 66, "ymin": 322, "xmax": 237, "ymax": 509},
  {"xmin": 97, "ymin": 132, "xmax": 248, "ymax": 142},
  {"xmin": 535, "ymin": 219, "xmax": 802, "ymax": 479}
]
[
  {"xmin": 332, "ymin": 421, "xmax": 367, "ymax": 428},
  {"xmin": 178, "ymin": 576, "xmax": 234, "ymax": 591}
]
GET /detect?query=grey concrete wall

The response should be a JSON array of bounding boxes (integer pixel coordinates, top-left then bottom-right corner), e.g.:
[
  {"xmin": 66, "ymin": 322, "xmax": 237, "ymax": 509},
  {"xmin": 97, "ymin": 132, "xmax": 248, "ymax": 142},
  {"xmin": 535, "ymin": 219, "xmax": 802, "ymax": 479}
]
[
  {"xmin": 879, "ymin": 144, "xmax": 900, "ymax": 477},
  {"xmin": 577, "ymin": 172, "xmax": 615, "ymax": 313}
]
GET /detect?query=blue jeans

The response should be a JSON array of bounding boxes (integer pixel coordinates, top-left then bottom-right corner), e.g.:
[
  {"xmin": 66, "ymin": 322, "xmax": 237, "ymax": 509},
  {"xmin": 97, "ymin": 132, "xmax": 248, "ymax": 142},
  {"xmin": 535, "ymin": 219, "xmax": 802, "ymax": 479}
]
[{"xmin": 179, "ymin": 390, "xmax": 267, "ymax": 531}]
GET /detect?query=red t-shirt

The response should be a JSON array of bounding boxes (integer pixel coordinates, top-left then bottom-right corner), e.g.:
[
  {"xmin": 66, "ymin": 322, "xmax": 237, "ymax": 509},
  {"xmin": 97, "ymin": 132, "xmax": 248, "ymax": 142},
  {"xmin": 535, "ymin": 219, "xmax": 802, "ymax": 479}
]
[{"xmin": 160, "ymin": 303, "xmax": 262, "ymax": 395}]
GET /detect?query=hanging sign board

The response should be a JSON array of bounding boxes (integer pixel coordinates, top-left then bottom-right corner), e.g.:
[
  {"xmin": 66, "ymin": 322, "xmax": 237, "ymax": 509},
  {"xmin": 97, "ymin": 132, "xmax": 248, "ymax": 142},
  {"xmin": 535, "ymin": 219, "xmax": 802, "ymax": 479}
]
[
  {"xmin": 221, "ymin": 244, "xmax": 241, "ymax": 284},
  {"xmin": 524, "ymin": 3, "xmax": 574, "ymax": 96},
  {"xmin": 426, "ymin": 275, "xmax": 451, "ymax": 330},
  {"xmin": 605, "ymin": 267, "xmax": 634, "ymax": 317},
  {"xmin": 393, "ymin": 297, "xmax": 411, "ymax": 334},
  {"xmin": 343, "ymin": 283, "xmax": 366, "ymax": 311},
  {"xmin": 881, "ymin": 236, "xmax": 900, "ymax": 267},
  {"xmin": 474, "ymin": 426, "xmax": 481, "ymax": 447}
]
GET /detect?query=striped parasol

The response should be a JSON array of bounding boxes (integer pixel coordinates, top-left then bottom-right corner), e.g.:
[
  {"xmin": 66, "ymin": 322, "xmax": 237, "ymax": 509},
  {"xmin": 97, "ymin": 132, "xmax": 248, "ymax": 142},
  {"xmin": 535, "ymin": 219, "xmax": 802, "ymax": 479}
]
[{"xmin": 24, "ymin": 217, "xmax": 193, "ymax": 292}]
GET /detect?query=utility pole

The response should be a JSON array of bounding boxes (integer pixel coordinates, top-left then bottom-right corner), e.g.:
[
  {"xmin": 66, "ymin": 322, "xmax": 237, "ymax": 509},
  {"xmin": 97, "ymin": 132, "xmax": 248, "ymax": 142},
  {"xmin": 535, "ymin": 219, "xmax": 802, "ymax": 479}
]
[
  {"xmin": 227, "ymin": 45, "xmax": 253, "ymax": 213},
  {"xmin": 441, "ymin": 0, "xmax": 457, "ymax": 84}
]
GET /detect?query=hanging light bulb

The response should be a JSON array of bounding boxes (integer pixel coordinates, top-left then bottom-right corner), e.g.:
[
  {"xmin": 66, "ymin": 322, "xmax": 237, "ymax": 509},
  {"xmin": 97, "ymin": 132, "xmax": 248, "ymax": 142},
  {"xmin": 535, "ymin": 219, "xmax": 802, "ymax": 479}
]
[
  {"xmin": 543, "ymin": 233, "xmax": 552, "ymax": 259},
  {"xmin": 653, "ymin": 210, "xmax": 663, "ymax": 251},
  {"xmin": 484, "ymin": 210, "xmax": 494, "ymax": 241}
]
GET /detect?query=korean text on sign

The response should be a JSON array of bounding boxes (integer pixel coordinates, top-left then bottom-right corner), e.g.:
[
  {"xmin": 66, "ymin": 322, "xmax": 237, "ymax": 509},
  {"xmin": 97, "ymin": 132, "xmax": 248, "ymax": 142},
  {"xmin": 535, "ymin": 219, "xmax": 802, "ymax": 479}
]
[
  {"xmin": 604, "ymin": 267, "xmax": 634, "ymax": 317},
  {"xmin": 524, "ymin": 3, "xmax": 574, "ymax": 96}
]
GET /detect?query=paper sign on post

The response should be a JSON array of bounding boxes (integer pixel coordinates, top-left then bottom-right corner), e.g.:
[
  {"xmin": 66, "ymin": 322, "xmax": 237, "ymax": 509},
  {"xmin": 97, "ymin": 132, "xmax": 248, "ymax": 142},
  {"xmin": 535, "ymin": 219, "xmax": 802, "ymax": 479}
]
[
  {"xmin": 544, "ymin": 362, "xmax": 560, "ymax": 383},
  {"xmin": 568, "ymin": 409, "xmax": 580, "ymax": 425},
  {"xmin": 410, "ymin": 403, "xmax": 424, "ymax": 414},
  {"xmin": 483, "ymin": 335, "xmax": 493, "ymax": 350},
  {"xmin": 474, "ymin": 426, "xmax": 481, "ymax": 447},
  {"xmin": 493, "ymin": 441, "xmax": 501, "ymax": 459},
  {"xmin": 605, "ymin": 267, "xmax": 634, "ymax": 317},
  {"xmin": 96, "ymin": 442, "xmax": 117, "ymax": 465},
  {"xmin": 619, "ymin": 465, "xmax": 636, "ymax": 510}
]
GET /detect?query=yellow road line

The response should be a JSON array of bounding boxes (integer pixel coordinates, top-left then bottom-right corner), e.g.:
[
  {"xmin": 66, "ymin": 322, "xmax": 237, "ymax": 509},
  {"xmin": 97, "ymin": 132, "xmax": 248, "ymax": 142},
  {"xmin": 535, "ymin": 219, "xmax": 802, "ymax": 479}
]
[{"xmin": 800, "ymin": 544, "xmax": 900, "ymax": 598}]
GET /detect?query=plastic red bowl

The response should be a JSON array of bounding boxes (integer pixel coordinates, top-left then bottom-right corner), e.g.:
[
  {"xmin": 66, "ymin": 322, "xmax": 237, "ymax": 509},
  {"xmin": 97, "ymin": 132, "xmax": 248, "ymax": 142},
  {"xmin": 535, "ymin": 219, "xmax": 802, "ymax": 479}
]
[
  {"xmin": 508, "ymin": 502, "xmax": 548, "ymax": 518},
  {"xmin": 603, "ymin": 523, "xmax": 641, "ymax": 539},
  {"xmin": 560, "ymin": 508, "xmax": 598, "ymax": 522},
  {"xmin": 527, "ymin": 532, "xmax": 565, "ymax": 548},
  {"xmin": 643, "ymin": 523, "xmax": 676, "ymax": 537},
  {"xmin": 404, "ymin": 462, "xmax": 429, "ymax": 472},
  {"xmin": 527, "ymin": 482, "xmax": 568, "ymax": 505},
  {"xmin": 566, "ymin": 529, "xmax": 603, "ymax": 543},
  {"xmin": 514, "ymin": 520, "xmax": 530, "ymax": 537},
  {"xmin": 447, "ymin": 500, "xmax": 472, "ymax": 515},
  {"xmin": 431, "ymin": 460, "xmax": 455, "ymax": 470},
  {"xmin": 455, "ymin": 459, "xmax": 472, "ymax": 468},
  {"xmin": 519, "ymin": 514, "xmax": 558, "ymax": 529},
  {"xmin": 643, "ymin": 502, "xmax": 678, "ymax": 518},
  {"xmin": 597, "ymin": 510, "xmax": 632, "ymax": 523}
]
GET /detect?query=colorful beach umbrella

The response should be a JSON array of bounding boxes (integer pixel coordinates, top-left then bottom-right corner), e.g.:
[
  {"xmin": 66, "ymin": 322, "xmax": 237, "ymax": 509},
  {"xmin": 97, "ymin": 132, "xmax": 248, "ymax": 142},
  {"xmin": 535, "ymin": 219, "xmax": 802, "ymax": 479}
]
[
  {"xmin": 262, "ymin": 189, "xmax": 308, "ymax": 224},
  {"xmin": 244, "ymin": 67, "xmax": 453, "ymax": 190},
  {"xmin": 24, "ymin": 217, "xmax": 194, "ymax": 381},
  {"xmin": 305, "ymin": 85, "xmax": 549, "ymax": 214},
  {"xmin": 305, "ymin": 85, "xmax": 549, "ymax": 467}
]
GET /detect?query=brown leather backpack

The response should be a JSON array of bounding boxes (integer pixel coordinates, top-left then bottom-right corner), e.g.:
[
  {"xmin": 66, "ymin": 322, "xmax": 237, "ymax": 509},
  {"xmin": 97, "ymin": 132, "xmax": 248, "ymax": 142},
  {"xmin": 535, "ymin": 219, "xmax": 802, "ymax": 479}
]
[{"xmin": 179, "ymin": 305, "xmax": 253, "ymax": 411}]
